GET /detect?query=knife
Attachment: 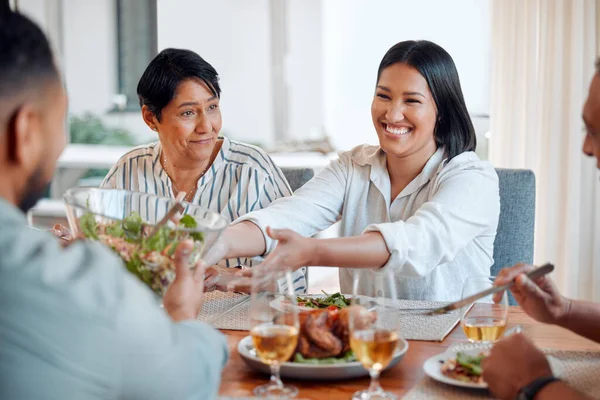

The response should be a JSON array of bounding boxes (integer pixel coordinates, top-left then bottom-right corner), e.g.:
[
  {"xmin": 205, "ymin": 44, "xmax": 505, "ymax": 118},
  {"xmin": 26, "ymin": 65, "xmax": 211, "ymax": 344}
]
[{"xmin": 425, "ymin": 263, "xmax": 554, "ymax": 316}]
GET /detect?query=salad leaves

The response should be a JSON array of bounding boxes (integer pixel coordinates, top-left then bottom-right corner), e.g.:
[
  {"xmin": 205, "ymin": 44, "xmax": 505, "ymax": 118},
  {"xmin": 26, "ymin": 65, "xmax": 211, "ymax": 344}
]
[
  {"xmin": 293, "ymin": 350, "xmax": 357, "ymax": 365},
  {"xmin": 296, "ymin": 291, "xmax": 351, "ymax": 309},
  {"xmin": 79, "ymin": 210, "xmax": 204, "ymax": 295},
  {"xmin": 179, "ymin": 214, "xmax": 204, "ymax": 242},
  {"xmin": 80, "ymin": 213, "xmax": 99, "ymax": 240},
  {"xmin": 456, "ymin": 352, "xmax": 485, "ymax": 376}
]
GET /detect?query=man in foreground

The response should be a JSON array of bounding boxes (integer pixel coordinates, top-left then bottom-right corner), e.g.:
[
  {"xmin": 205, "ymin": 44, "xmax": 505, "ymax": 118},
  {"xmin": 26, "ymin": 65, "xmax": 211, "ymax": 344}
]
[
  {"xmin": 0, "ymin": 5, "xmax": 227, "ymax": 399},
  {"xmin": 482, "ymin": 58, "xmax": 600, "ymax": 400}
]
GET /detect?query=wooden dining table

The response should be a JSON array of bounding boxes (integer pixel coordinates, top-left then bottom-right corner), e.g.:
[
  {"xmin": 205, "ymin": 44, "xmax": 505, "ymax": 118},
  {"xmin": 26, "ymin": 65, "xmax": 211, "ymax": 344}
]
[{"xmin": 218, "ymin": 306, "xmax": 600, "ymax": 399}]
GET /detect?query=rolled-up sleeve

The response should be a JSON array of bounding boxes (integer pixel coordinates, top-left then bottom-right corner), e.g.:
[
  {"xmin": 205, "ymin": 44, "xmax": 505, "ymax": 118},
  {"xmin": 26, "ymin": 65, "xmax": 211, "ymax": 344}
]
[
  {"xmin": 116, "ymin": 276, "xmax": 228, "ymax": 400},
  {"xmin": 364, "ymin": 164, "xmax": 500, "ymax": 277},
  {"xmin": 233, "ymin": 153, "xmax": 349, "ymax": 254}
]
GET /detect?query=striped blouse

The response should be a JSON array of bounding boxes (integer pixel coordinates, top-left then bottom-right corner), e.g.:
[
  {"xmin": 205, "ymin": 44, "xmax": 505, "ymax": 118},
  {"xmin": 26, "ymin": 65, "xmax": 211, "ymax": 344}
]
[{"xmin": 101, "ymin": 137, "xmax": 307, "ymax": 294}]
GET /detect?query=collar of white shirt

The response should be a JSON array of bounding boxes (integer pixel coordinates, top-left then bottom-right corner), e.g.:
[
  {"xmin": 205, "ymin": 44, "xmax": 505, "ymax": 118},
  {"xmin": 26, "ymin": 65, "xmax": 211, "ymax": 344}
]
[{"xmin": 350, "ymin": 145, "xmax": 447, "ymax": 202}]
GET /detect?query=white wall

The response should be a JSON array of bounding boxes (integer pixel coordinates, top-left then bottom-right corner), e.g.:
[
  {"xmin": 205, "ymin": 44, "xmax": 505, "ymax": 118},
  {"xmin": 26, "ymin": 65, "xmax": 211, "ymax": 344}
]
[
  {"xmin": 157, "ymin": 0, "xmax": 275, "ymax": 146},
  {"xmin": 20, "ymin": 0, "xmax": 491, "ymax": 153},
  {"xmin": 286, "ymin": 0, "xmax": 324, "ymax": 141},
  {"xmin": 322, "ymin": 0, "xmax": 491, "ymax": 151},
  {"xmin": 61, "ymin": 0, "xmax": 117, "ymax": 116}
]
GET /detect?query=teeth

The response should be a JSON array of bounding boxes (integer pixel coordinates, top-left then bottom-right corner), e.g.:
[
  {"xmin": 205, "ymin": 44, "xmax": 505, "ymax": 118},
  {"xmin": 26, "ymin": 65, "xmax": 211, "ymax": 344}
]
[{"xmin": 385, "ymin": 125, "xmax": 411, "ymax": 135}]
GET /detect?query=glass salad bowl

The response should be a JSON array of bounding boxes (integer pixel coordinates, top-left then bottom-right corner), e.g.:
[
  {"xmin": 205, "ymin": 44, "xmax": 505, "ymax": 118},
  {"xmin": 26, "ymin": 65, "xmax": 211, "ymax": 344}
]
[{"xmin": 64, "ymin": 187, "xmax": 228, "ymax": 296}]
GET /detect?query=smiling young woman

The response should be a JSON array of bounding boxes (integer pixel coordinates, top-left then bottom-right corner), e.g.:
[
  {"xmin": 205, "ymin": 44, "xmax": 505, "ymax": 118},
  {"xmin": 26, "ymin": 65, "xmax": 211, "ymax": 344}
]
[{"xmin": 206, "ymin": 40, "xmax": 500, "ymax": 302}]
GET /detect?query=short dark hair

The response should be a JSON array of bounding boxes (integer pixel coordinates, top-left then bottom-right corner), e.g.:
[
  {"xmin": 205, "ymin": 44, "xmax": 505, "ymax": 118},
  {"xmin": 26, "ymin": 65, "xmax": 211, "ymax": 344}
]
[
  {"xmin": 0, "ymin": 4, "xmax": 59, "ymax": 107},
  {"xmin": 137, "ymin": 48, "xmax": 221, "ymax": 121},
  {"xmin": 377, "ymin": 40, "xmax": 476, "ymax": 160}
]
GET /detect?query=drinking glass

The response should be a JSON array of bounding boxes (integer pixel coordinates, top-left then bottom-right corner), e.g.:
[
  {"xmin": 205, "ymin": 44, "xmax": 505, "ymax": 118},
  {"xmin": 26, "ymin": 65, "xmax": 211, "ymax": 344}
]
[
  {"xmin": 460, "ymin": 276, "xmax": 509, "ymax": 343},
  {"xmin": 350, "ymin": 269, "xmax": 401, "ymax": 400},
  {"xmin": 249, "ymin": 267, "xmax": 299, "ymax": 398}
]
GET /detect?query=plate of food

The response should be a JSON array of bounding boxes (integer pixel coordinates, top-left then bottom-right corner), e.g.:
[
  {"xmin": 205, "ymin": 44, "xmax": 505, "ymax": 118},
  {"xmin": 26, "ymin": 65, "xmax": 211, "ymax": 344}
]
[
  {"xmin": 270, "ymin": 291, "xmax": 375, "ymax": 313},
  {"xmin": 423, "ymin": 345, "xmax": 564, "ymax": 389},
  {"xmin": 239, "ymin": 307, "xmax": 409, "ymax": 380}
]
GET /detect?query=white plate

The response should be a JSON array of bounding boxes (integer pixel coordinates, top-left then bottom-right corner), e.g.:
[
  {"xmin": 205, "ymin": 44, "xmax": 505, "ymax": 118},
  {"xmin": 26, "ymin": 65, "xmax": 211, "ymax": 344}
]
[
  {"xmin": 238, "ymin": 335, "xmax": 409, "ymax": 381},
  {"xmin": 423, "ymin": 347, "xmax": 488, "ymax": 389},
  {"xmin": 423, "ymin": 345, "xmax": 565, "ymax": 389}
]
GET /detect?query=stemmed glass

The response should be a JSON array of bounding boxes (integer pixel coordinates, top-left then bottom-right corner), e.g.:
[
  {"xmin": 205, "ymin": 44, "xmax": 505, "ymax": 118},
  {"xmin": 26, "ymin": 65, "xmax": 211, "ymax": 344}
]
[
  {"xmin": 350, "ymin": 269, "xmax": 401, "ymax": 400},
  {"xmin": 460, "ymin": 276, "xmax": 509, "ymax": 343},
  {"xmin": 249, "ymin": 267, "xmax": 300, "ymax": 398}
]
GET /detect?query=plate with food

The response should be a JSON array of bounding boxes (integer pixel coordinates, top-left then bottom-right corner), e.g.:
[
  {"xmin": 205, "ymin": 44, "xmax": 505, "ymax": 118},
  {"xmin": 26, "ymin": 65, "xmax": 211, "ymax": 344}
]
[
  {"xmin": 423, "ymin": 345, "xmax": 564, "ymax": 389},
  {"xmin": 271, "ymin": 291, "xmax": 375, "ymax": 313},
  {"xmin": 239, "ymin": 307, "xmax": 409, "ymax": 380}
]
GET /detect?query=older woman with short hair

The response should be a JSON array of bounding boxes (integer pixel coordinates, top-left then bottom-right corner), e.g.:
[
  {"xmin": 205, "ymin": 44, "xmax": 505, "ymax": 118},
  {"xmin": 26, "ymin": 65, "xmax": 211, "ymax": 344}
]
[{"xmin": 102, "ymin": 48, "xmax": 306, "ymax": 294}]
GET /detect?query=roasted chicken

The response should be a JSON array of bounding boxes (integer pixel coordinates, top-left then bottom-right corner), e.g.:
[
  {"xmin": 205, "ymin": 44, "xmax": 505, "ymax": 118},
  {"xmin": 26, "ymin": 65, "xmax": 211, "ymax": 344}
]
[{"xmin": 293, "ymin": 306, "xmax": 375, "ymax": 360}]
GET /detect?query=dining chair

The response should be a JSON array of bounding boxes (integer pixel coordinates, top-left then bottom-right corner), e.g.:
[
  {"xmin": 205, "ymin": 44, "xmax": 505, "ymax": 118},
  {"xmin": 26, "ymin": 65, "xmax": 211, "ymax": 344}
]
[
  {"xmin": 281, "ymin": 167, "xmax": 315, "ymax": 193},
  {"xmin": 491, "ymin": 168, "xmax": 536, "ymax": 305},
  {"xmin": 280, "ymin": 167, "xmax": 315, "ymax": 292}
]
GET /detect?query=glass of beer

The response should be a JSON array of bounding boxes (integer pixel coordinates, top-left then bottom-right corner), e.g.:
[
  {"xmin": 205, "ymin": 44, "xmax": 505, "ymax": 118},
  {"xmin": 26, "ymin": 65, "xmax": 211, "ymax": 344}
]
[
  {"xmin": 249, "ymin": 267, "xmax": 299, "ymax": 398},
  {"xmin": 349, "ymin": 269, "xmax": 401, "ymax": 400},
  {"xmin": 460, "ymin": 276, "xmax": 509, "ymax": 343}
]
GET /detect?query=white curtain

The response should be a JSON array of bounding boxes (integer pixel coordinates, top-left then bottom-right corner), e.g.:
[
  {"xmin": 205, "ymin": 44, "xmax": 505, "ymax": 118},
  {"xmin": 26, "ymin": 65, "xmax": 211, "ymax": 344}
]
[{"xmin": 490, "ymin": 0, "xmax": 600, "ymax": 301}]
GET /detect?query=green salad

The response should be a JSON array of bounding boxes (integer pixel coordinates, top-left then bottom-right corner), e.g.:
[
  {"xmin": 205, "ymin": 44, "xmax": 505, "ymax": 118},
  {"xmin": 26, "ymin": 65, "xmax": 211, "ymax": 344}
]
[
  {"xmin": 79, "ymin": 211, "xmax": 203, "ymax": 295},
  {"xmin": 293, "ymin": 350, "xmax": 357, "ymax": 365},
  {"xmin": 456, "ymin": 352, "xmax": 485, "ymax": 376},
  {"xmin": 296, "ymin": 291, "xmax": 351, "ymax": 309}
]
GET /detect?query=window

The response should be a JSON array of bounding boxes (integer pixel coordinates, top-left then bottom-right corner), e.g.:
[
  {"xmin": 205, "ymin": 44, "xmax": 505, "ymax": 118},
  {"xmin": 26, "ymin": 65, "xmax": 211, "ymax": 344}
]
[{"xmin": 115, "ymin": 0, "xmax": 157, "ymax": 111}]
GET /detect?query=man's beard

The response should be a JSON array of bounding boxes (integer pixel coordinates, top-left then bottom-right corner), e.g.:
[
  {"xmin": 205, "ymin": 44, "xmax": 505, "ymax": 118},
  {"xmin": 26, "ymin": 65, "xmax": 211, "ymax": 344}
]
[{"xmin": 18, "ymin": 165, "xmax": 51, "ymax": 213}]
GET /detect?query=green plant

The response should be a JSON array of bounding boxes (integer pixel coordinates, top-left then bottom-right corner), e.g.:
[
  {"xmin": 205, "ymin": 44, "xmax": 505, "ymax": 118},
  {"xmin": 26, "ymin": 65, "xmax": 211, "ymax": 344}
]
[
  {"xmin": 69, "ymin": 113, "xmax": 137, "ymax": 180},
  {"xmin": 69, "ymin": 113, "xmax": 137, "ymax": 146}
]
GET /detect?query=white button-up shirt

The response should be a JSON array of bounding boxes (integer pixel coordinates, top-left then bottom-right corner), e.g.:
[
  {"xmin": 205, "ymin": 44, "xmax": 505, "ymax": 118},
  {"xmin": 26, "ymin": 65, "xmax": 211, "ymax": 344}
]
[{"xmin": 236, "ymin": 145, "xmax": 500, "ymax": 301}]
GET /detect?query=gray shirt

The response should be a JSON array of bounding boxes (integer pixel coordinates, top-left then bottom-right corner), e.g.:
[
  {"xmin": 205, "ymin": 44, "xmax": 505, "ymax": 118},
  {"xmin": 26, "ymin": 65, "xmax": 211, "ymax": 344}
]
[{"xmin": 0, "ymin": 198, "xmax": 228, "ymax": 400}]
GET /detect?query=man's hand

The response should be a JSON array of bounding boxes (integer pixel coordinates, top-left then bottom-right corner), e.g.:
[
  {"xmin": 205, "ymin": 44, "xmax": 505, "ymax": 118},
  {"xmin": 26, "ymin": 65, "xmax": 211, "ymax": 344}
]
[
  {"xmin": 52, "ymin": 224, "xmax": 75, "ymax": 247},
  {"xmin": 163, "ymin": 240, "xmax": 207, "ymax": 322},
  {"xmin": 494, "ymin": 263, "xmax": 570, "ymax": 325},
  {"xmin": 482, "ymin": 333, "xmax": 552, "ymax": 400}
]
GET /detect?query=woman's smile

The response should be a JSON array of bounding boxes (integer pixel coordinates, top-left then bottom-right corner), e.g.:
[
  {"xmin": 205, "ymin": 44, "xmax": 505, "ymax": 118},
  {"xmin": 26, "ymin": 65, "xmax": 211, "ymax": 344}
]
[
  {"xmin": 381, "ymin": 122, "xmax": 414, "ymax": 140},
  {"xmin": 188, "ymin": 135, "xmax": 216, "ymax": 147}
]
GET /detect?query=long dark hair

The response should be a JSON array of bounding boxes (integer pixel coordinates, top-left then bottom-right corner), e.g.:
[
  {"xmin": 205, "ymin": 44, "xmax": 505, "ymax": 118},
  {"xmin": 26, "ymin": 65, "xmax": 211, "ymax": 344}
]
[{"xmin": 377, "ymin": 40, "xmax": 476, "ymax": 160}]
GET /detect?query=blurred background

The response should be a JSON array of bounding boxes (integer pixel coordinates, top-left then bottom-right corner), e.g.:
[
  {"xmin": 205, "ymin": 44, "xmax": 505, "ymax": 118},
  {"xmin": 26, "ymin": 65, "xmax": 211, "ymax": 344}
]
[
  {"xmin": 13, "ymin": 0, "xmax": 491, "ymax": 154},
  {"xmin": 12, "ymin": 0, "xmax": 600, "ymax": 301}
]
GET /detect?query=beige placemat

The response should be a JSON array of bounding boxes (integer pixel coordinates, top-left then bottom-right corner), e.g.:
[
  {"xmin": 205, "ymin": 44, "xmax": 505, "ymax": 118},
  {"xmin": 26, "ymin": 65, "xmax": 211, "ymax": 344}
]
[
  {"xmin": 402, "ymin": 348, "xmax": 600, "ymax": 399},
  {"xmin": 199, "ymin": 295, "xmax": 461, "ymax": 338},
  {"xmin": 375, "ymin": 298, "xmax": 462, "ymax": 341},
  {"xmin": 197, "ymin": 291, "xmax": 251, "ymax": 330}
]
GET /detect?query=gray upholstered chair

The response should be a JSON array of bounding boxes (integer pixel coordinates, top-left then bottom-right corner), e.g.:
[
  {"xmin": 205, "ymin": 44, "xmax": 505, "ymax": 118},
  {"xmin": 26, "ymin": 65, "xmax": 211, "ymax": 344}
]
[
  {"xmin": 281, "ymin": 167, "xmax": 315, "ymax": 192},
  {"xmin": 280, "ymin": 167, "xmax": 315, "ymax": 292},
  {"xmin": 491, "ymin": 168, "xmax": 536, "ymax": 305}
]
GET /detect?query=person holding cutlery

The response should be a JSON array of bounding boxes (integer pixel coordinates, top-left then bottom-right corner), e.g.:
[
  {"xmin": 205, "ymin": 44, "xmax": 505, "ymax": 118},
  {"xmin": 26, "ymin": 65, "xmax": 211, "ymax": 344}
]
[
  {"xmin": 482, "ymin": 59, "xmax": 600, "ymax": 400},
  {"xmin": 0, "ymin": 6, "xmax": 227, "ymax": 399},
  {"xmin": 97, "ymin": 48, "xmax": 306, "ymax": 294},
  {"xmin": 204, "ymin": 40, "xmax": 501, "ymax": 301}
]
